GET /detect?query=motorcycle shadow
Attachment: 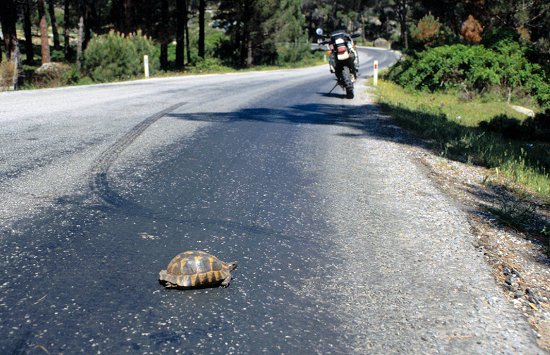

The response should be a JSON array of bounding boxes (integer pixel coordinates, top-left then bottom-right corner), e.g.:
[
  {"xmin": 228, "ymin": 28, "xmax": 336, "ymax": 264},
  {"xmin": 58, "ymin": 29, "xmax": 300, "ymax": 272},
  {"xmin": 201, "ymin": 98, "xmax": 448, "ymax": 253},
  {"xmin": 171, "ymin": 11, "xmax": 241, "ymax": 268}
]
[{"xmin": 317, "ymin": 92, "xmax": 348, "ymax": 99}]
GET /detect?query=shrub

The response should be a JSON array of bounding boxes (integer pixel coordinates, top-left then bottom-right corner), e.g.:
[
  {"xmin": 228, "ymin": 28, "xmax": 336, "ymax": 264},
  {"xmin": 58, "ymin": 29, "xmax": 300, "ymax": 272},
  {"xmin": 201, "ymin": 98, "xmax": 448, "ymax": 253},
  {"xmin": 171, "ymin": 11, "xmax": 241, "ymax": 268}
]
[
  {"xmin": 277, "ymin": 41, "xmax": 311, "ymax": 64},
  {"xmin": 388, "ymin": 42, "xmax": 550, "ymax": 109},
  {"xmin": 128, "ymin": 31, "xmax": 160, "ymax": 75},
  {"xmin": 523, "ymin": 109, "xmax": 550, "ymax": 142},
  {"xmin": 374, "ymin": 38, "xmax": 391, "ymax": 49},
  {"xmin": 410, "ymin": 13, "xmax": 442, "ymax": 48},
  {"xmin": 0, "ymin": 61, "xmax": 17, "ymax": 90},
  {"xmin": 479, "ymin": 115, "xmax": 523, "ymax": 139},
  {"xmin": 192, "ymin": 57, "xmax": 231, "ymax": 72},
  {"xmin": 461, "ymin": 15, "xmax": 483, "ymax": 43},
  {"xmin": 33, "ymin": 62, "xmax": 74, "ymax": 88},
  {"xmin": 83, "ymin": 31, "xmax": 158, "ymax": 82},
  {"xmin": 479, "ymin": 110, "xmax": 550, "ymax": 142}
]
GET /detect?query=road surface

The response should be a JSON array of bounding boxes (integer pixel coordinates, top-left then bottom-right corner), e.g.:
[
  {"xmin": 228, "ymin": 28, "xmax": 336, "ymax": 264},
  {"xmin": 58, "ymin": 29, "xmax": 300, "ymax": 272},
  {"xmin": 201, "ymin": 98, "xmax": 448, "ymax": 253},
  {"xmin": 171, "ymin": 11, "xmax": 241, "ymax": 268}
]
[{"xmin": 0, "ymin": 48, "xmax": 541, "ymax": 353}]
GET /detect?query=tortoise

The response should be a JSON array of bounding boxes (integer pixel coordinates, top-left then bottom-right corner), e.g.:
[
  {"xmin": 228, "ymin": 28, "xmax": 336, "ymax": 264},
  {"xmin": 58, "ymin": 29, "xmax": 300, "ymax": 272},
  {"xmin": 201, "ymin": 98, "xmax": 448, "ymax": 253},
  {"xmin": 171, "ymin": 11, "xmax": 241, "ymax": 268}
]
[{"xmin": 159, "ymin": 250, "xmax": 238, "ymax": 289}]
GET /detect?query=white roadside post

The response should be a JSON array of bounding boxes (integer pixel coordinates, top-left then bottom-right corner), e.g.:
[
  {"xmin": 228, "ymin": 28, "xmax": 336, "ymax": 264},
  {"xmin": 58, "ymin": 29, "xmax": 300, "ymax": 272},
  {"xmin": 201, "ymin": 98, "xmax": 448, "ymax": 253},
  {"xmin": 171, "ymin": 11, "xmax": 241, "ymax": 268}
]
[
  {"xmin": 373, "ymin": 60, "xmax": 379, "ymax": 86},
  {"xmin": 144, "ymin": 55, "xmax": 150, "ymax": 78}
]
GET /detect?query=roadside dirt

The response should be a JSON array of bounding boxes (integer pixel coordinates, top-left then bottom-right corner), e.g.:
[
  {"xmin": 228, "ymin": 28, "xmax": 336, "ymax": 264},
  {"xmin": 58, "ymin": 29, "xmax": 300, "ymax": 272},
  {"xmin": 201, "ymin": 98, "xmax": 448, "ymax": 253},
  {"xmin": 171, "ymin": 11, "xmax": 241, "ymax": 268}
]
[{"xmin": 416, "ymin": 151, "xmax": 550, "ymax": 350}]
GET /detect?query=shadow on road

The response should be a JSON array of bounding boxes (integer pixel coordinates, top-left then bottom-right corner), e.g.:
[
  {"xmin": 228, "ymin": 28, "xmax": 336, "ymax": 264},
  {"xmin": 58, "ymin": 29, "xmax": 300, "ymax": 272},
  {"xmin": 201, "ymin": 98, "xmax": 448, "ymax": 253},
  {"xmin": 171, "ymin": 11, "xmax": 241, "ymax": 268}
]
[
  {"xmin": 165, "ymin": 102, "xmax": 409, "ymax": 144},
  {"xmin": 166, "ymin": 101, "xmax": 550, "ymax": 256}
]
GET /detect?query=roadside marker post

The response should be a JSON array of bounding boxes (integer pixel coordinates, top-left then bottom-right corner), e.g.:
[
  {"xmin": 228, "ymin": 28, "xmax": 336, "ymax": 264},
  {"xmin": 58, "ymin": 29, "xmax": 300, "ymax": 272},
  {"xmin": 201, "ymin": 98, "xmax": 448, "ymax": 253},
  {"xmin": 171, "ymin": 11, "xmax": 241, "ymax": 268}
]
[
  {"xmin": 373, "ymin": 60, "xmax": 378, "ymax": 86},
  {"xmin": 144, "ymin": 55, "xmax": 150, "ymax": 78}
]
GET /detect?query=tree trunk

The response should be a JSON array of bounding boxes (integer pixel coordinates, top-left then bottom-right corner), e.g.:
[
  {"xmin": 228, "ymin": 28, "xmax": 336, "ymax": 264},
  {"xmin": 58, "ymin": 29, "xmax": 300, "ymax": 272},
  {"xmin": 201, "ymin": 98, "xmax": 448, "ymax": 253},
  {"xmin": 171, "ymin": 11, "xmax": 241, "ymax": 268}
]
[
  {"xmin": 397, "ymin": 0, "xmax": 409, "ymax": 49},
  {"xmin": 23, "ymin": 0, "xmax": 35, "ymax": 64},
  {"xmin": 361, "ymin": 14, "xmax": 367, "ymax": 45},
  {"xmin": 11, "ymin": 43, "xmax": 21, "ymax": 89},
  {"xmin": 83, "ymin": 1, "xmax": 92, "ymax": 49},
  {"xmin": 48, "ymin": 0, "xmax": 61, "ymax": 49},
  {"xmin": 246, "ymin": 36, "xmax": 253, "ymax": 67},
  {"xmin": 37, "ymin": 0, "xmax": 51, "ymax": 64},
  {"xmin": 76, "ymin": 15, "xmax": 84, "ymax": 70},
  {"xmin": 198, "ymin": 0, "xmax": 205, "ymax": 59},
  {"xmin": 64, "ymin": 0, "xmax": 71, "ymax": 60},
  {"xmin": 160, "ymin": 0, "xmax": 169, "ymax": 69},
  {"xmin": 0, "ymin": 0, "xmax": 19, "ymax": 61},
  {"xmin": 185, "ymin": 4, "xmax": 191, "ymax": 65},
  {"xmin": 123, "ymin": 0, "xmax": 133, "ymax": 34},
  {"xmin": 160, "ymin": 44, "xmax": 168, "ymax": 70},
  {"xmin": 175, "ymin": 0, "xmax": 186, "ymax": 69}
]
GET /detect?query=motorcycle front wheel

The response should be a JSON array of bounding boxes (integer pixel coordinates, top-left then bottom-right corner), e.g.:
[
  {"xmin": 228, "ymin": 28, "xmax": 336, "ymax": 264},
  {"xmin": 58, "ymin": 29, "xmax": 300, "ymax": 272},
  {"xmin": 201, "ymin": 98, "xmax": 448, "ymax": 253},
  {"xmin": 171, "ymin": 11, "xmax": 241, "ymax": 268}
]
[{"xmin": 341, "ymin": 66, "xmax": 354, "ymax": 99}]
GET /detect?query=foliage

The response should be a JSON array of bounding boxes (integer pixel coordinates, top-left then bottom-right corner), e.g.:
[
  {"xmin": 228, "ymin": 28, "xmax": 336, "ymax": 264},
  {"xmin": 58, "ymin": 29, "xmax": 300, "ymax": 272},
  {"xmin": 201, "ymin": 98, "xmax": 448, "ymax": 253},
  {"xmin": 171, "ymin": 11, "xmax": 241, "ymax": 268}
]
[
  {"xmin": 461, "ymin": 14, "xmax": 483, "ymax": 43},
  {"xmin": 388, "ymin": 42, "xmax": 550, "ymax": 109},
  {"xmin": 83, "ymin": 31, "xmax": 158, "ymax": 83},
  {"xmin": 409, "ymin": 13, "xmax": 442, "ymax": 46},
  {"xmin": 128, "ymin": 31, "xmax": 160, "ymax": 73},
  {"xmin": 480, "ymin": 110, "xmax": 550, "ymax": 142},
  {"xmin": 191, "ymin": 57, "xmax": 232, "ymax": 73},
  {"xmin": 0, "ymin": 60, "xmax": 17, "ymax": 90},
  {"xmin": 375, "ymin": 79, "xmax": 550, "ymax": 198},
  {"xmin": 215, "ymin": 0, "xmax": 278, "ymax": 67},
  {"xmin": 271, "ymin": 0, "xmax": 310, "ymax": 64},
  {"xmin": 32, "ymin": 62, "xmax": 76, "ymax": 88}
]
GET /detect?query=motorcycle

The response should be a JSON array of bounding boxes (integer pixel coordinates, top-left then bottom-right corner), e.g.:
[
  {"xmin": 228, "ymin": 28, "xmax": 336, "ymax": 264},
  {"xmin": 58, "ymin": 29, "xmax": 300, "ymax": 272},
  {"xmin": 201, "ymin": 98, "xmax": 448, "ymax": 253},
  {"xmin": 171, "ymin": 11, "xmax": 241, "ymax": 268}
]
[{"xmin": 316, "ymin": 28, "xmax": 360, "ymax": 99}]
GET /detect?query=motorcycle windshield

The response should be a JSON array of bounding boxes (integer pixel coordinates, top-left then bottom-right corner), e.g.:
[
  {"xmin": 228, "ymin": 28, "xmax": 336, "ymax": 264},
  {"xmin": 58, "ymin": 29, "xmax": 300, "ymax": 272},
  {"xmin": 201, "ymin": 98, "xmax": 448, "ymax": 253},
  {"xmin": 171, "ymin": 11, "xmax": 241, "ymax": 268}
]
[{"xmin": 330, "ymin": 30, "xmax": 347, "ymax": 40}]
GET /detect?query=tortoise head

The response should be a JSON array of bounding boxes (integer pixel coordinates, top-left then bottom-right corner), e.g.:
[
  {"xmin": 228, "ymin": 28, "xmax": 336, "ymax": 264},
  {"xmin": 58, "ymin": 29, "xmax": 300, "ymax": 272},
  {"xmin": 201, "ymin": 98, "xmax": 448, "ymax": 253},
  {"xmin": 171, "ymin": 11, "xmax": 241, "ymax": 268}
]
[{"xmin": 224, "ymin": 261, "xmax": 238, "ymax": 271}]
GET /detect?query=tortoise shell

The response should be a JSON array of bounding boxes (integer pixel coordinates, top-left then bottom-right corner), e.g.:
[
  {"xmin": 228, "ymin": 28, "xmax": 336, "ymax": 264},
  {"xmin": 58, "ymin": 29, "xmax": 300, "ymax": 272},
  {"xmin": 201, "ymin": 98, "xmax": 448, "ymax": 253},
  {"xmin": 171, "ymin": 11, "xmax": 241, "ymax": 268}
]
[{"xmin": 159, "ymin": 251, "xmax": 237, "ymax": 289}]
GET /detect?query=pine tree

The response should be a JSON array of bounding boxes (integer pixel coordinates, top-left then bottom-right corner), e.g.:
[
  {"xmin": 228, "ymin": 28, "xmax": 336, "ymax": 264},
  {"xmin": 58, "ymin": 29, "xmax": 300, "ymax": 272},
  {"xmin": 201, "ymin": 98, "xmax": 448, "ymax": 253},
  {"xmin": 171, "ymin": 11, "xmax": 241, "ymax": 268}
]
[
  {"xmin": 271, "ymin": 0, "xmax": 309, "ymax": 63},
  {"xmin": 37, "ymin": 0, "xmax": 52, "ymax": 64},
  {"xmin": 48, "ymin": 0, "xmax": 61, "ymax": 49},
  {"xmin": 0, "ymin": 0, "xmax": 19, "ymax": 62}
]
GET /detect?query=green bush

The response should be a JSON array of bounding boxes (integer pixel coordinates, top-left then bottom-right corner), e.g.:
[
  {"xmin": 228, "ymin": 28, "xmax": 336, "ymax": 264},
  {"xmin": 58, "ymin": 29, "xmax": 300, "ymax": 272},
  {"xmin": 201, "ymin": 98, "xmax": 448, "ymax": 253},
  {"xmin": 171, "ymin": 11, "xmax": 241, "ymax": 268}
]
[
  {"xmin": 128, "ymin": 31, "xmax": 160, "ymax": 74},
  {"xmin": 83, "ymin": 31, "xmax": 158, "ymax": 82},
  {"xmin": 192, "ymin": 57, "xmax": 232, "ymax": 72},
  {"xmin": 32, "ymin": 62, "xmax": 77, "ymax": 88},
  {"xmin": 388, "ymin": 42, "xmax": 550, "ymax": 109},
  {"xmin": 277, "ymin": 41, "xmax": 311, "ymax": 64},
  {"xmin": 409, "ymin": 13, "xmax": 453, "ymax": 48}
]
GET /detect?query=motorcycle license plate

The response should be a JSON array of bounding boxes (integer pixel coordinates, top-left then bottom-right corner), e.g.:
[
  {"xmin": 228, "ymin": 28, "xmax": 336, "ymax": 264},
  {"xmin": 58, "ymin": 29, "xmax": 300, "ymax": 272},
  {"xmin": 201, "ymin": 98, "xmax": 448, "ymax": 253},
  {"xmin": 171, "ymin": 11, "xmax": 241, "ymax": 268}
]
[
  {"xmin": 335, "ymin": 38, "xmax": 345, "ymax": 44},
  {"xmin": 337, "ymin": 52, "xmax": 350, "ymax": 60}
]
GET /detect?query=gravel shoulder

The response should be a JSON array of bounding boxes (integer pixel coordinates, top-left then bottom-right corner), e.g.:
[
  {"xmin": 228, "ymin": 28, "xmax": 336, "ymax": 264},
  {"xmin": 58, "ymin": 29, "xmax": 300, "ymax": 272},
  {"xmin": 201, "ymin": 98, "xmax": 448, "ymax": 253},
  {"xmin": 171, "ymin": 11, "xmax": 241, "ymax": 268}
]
[
  {"xmin": 361, "ymin": 86, "xmax": 550, "ymax": 351},
  {"xmin": 419, "ymin": 150, "xmax": 550, "ymax": 351}
]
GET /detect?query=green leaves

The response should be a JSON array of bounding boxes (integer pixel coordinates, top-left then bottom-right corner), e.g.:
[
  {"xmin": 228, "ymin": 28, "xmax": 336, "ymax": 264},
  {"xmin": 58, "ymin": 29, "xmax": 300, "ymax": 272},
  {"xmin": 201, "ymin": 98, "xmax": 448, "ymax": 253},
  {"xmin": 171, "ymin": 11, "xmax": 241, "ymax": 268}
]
[
  {"xmin": 83, "ymin": 31, "xmax": 159, "ymax": 83},
  {"xmin": 389, "ymin": 42, "xmax": 550, "ymax": 109}
]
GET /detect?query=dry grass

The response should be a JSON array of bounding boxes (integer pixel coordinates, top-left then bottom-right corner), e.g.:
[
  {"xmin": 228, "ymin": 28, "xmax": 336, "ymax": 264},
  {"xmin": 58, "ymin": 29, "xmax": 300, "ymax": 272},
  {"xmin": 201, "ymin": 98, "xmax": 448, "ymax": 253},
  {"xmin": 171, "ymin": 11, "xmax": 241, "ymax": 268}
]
[{"xmin": 0, "ymin": 61, "xmax": 17, "ymax": 90}]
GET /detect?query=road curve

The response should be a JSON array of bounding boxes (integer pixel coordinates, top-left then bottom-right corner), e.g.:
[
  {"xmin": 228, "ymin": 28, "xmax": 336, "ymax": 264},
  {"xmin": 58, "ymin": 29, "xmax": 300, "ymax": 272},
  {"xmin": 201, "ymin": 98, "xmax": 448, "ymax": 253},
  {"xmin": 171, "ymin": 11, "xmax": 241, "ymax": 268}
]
[{"xmin": 0, "ymin": 49, "xmax": 541, "ymax": 353}]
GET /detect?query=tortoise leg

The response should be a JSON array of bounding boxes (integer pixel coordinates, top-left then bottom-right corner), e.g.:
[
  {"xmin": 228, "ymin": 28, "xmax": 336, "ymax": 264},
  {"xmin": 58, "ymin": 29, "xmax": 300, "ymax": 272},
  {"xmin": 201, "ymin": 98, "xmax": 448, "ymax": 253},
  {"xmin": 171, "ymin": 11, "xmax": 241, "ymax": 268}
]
[{"xmin": 221, "ymin": 274, "xmax": 232, "ymax": 288}]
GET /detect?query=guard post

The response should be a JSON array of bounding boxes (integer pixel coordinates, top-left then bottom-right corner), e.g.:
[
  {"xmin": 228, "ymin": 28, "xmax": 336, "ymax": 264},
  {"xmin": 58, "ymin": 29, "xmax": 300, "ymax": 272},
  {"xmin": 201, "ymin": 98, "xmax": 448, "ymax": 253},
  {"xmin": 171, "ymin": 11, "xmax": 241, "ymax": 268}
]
[
  {"xmin": 373, "ymin": 60, "xmax": 379, "ymax": 86},
  {"xmin": 144, "ymin": 55, "xmax": 150, "ymax": 78}
]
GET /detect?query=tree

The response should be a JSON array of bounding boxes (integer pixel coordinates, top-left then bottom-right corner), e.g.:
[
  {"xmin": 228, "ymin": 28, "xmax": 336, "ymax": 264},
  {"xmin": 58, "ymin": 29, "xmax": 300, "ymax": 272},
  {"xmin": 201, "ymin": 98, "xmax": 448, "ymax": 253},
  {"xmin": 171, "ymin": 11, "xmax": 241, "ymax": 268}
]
[
  {"xmin": 48, "ymin": 0, "xmax": 61, "ymax": 49},
  {"xmin": 270, "ymin": 0, "xmax": 309, "ymax": 63},
  {"xmin": 76, "ymin": 2, "xmax": 85, "ymax": 70},
  {"xmin": 37, "ymin": 0, "xmax": 52, "ymax": 64},
  {"xmin": 175, "ymin": 0, "xmax": 185, "ymax": 69},
  {"xmin": 0, "ymin": 0, "xmax": 19, "ymax": 62},
  {"xmin": 160, "ymin": 0, "xmax": 170, "ymax": 69},
  {"xmin": 198, "ymin": 0, "xmax": 206, "ymax": 58},
  {"xmin": 461, "ymin": 14, "xmax": 483, "ymax": 43},
  {"xmin": 410, "ymin": 12, "xmax": 442, "ymax": 47},
  {"xmin": 216, "ymin": 0, "xmax": 279, "ymax": 67},
  {"xmin": 64, "ymin": 0, "xmax": 71, "ymax": 60},
  {"xmin": 395, "ymin": 0, "xmax": 410, "ymax": 49},
  {"xmin": 22, "ymin": 0, "xmax": 35, "ymax": 64}
]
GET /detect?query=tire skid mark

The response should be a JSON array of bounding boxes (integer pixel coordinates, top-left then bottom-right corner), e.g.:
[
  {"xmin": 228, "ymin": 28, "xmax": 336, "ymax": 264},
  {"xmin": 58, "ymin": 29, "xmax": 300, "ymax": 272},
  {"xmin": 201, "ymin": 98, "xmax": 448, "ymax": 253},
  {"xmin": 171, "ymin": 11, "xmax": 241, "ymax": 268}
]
[{"xmin": 89, "ymin": 102, "xmax": 187, "ymax": 207}]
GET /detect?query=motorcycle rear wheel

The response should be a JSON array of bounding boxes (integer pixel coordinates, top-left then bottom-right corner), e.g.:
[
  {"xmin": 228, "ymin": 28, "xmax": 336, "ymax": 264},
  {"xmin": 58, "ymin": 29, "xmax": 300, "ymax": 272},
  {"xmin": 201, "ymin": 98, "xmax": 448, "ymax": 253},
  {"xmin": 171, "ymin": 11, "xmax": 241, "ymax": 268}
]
[{"xmin": 342, "ymin": 66, "xmax": 354, "ymax": 99}]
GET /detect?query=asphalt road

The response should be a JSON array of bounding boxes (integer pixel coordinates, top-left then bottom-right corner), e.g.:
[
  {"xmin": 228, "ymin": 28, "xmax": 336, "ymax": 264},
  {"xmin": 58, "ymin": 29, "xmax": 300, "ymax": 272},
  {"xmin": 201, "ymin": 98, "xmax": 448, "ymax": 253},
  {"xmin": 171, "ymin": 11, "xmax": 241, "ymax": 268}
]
[{"xmin": 0, "ymin": 48, "xmax": 542, "ymax": 353}]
